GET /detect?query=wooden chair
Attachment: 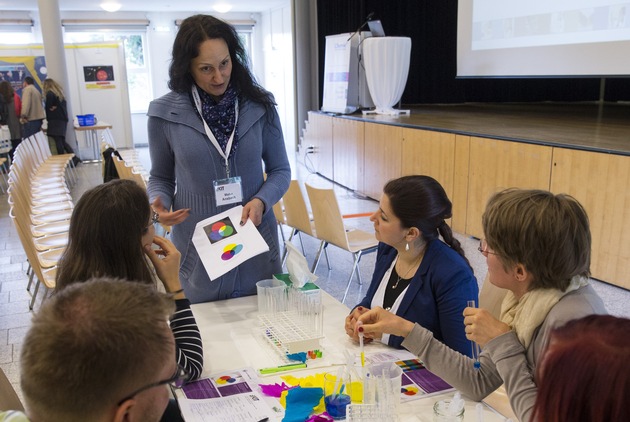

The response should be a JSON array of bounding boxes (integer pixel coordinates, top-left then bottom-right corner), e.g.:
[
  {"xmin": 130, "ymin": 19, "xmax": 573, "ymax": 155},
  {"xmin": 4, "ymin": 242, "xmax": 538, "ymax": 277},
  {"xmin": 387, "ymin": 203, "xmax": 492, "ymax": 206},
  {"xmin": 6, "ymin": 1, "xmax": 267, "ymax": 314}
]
[
  {"xmin": 272, "ymin": 198, "xmax": 286, "ymax": 243},
  {"xmin": 0, "ymin": 367, "xmax": 24, "ymax": 411},
  {"xmin": 305, "ymin": 183, "xmax": 378, "ymax": 303},
  {"xmin": 10, "ymin": 206, "xmax": 61, "ymax": 309},
  {"xmin": 281, "ymin": 180, "xmax": 329, "ymax": 269}
]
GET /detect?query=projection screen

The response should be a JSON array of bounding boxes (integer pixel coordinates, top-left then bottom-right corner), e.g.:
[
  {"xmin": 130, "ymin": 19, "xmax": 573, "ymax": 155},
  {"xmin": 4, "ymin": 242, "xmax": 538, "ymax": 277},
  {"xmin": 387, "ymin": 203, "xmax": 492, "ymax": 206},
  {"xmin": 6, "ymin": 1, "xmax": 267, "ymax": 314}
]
[{"xmin": 457, "ymin": 0, "xmax": 630, "ymax": 77}]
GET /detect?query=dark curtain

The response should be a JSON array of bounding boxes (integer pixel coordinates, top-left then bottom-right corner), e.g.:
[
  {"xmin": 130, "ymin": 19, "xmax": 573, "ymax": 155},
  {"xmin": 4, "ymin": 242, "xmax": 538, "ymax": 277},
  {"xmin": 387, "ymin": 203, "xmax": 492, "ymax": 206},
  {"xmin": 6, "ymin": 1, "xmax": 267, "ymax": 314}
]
[{"xmin": 316, "ymin": 0, "xmax": 630, "ymax": 105}]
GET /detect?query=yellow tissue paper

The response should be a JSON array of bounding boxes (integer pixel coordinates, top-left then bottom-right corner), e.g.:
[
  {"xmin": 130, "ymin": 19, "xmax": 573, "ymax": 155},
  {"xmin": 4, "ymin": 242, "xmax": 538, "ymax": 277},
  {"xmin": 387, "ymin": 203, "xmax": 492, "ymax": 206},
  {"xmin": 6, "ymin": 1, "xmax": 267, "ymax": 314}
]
[{"xmin": 281, "ymin": 371, "xmax": 363, "ymax": 412}]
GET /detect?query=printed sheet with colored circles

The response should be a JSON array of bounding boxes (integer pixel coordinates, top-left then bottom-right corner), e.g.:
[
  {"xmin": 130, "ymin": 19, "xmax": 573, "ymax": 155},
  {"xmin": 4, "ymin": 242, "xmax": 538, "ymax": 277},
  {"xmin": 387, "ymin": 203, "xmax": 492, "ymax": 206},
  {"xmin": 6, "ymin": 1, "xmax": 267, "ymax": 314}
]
[{"xmin": 192, "ymin": 205, "xmax": 270, "ymax": 281}]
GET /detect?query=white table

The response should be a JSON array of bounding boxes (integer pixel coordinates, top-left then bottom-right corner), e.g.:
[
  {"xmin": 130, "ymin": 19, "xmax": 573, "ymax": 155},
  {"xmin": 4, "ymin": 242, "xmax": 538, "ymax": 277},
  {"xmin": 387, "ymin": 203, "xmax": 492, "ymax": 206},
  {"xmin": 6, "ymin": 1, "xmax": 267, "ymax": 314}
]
[
  {"xmin": 189, "ymin": 292, "xmax": 510, "ymax": 421},
  {"xmin": 73, "ymin": 121, "xmax": 112, "ymax": 162}
]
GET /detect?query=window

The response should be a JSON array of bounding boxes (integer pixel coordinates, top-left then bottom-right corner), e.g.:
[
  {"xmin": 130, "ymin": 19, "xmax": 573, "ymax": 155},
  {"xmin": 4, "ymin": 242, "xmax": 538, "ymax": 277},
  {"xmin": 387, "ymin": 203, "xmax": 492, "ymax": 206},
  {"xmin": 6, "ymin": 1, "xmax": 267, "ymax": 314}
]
[{"xmin": 63, "ymin": 31, "xmax": 151, "ymax": 112}]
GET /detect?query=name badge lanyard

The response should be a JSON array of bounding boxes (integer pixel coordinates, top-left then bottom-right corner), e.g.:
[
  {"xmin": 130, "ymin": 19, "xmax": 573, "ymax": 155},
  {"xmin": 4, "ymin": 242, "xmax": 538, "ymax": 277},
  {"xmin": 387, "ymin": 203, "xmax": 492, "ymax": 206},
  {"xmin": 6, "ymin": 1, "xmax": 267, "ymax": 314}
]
[{"xmin": 192, "ymin": 85, "xmax": 239, "ymax": 178}]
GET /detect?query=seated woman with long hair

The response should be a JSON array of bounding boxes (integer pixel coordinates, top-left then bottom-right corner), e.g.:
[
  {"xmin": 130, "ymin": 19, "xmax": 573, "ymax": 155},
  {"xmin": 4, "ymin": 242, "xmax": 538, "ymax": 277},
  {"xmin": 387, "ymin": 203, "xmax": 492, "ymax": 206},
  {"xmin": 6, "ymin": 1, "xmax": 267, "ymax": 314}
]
[
  {"xmin": 55, "ymin": 179, "xmax": 203, "ymax": 382},
  {"xmin": 355, "ymin": 189, "xmax": 607, "ymax": 422},
  {"xmin": 344, "ymin": 175, "xmax": 478, "ymax": 355}
]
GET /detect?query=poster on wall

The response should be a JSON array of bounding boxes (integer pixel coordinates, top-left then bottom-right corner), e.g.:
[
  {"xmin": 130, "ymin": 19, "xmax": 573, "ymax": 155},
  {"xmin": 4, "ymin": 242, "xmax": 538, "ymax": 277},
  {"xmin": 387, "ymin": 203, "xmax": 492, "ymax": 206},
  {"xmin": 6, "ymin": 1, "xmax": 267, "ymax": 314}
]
[
  {"xmin": 0, "ymin": 56, "xmax": 47, "ymax": 95},
  {"xmin": 83, "ymin": 65, "xmax": 116, "ymax": 89}
]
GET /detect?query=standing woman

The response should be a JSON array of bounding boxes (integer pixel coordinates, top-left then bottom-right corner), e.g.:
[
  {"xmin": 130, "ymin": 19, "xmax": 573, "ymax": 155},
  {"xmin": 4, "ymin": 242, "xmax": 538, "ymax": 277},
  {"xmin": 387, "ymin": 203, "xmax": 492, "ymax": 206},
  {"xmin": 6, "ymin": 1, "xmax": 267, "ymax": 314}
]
[
  {"xmin": 42, "ymin": 78, "xmax": 79, "ymax": 162},
  {"xmin": 0, "ymin": 80, "xmax": 22, "ymax": 158},
  {"xmin": 19, "ymin": 76, "xmax": 45, "ymax": 139},
  {"xmin": 344, "ymin": 175, "xmax": 478, "ymax": 354},
  {"xmin": 147, "ymin": 14, "xmax": 291, "ymax": 303}
]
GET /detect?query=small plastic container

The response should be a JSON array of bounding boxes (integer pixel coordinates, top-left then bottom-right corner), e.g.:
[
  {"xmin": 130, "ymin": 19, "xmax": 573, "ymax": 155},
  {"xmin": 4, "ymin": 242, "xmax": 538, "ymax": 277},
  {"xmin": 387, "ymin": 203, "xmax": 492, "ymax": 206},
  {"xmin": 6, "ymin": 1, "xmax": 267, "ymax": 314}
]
[
  {"xmin": 77, "ymin": 114, "xmax": 96, "ymax": 126},
  {"xmin": 433, "ymin": 399, "xmax": 465, "ymax": 421}
]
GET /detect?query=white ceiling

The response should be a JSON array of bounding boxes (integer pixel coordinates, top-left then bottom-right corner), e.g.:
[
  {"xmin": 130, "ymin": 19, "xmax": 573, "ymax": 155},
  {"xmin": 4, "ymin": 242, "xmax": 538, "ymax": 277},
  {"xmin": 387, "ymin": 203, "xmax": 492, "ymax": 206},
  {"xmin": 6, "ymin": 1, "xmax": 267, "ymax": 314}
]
[{"xmin": 0, "ymin": 0, "xmax": 289, "ymax": 13}]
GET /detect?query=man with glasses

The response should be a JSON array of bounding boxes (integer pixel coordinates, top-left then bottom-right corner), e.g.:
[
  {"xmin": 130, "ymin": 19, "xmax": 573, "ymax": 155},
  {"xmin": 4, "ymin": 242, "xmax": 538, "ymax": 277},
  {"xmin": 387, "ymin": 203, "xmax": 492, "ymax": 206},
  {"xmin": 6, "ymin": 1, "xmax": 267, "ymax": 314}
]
[{"xmin": 6, "ymin": 278, "xmax": 189, "ymax": 422}]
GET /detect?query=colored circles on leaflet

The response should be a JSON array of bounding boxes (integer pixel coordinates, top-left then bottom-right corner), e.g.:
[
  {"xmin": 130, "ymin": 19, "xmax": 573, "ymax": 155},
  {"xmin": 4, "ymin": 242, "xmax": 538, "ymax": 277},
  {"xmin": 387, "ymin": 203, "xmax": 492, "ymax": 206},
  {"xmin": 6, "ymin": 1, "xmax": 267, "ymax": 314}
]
[
  {"xmin": 401, "ymin": 386, "xmax": 419, "ymax": 396},
  {"xmin": 209, "ymin": 221, "xmax": 235, "ymax": 242},
  {"xmin": 216, "ymin": 375, "xmax": 237, "ymax": 384},
  {"xmin": 221, "ymin": 243, "xmax": 243, "ymax": 261}
]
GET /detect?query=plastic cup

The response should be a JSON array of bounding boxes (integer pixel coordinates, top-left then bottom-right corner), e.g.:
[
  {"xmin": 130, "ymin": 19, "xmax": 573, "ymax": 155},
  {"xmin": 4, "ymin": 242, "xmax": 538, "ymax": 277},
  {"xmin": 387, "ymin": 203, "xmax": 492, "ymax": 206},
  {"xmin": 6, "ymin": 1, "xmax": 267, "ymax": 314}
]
[
  {"xmin": 256, "ymin": 278, "xmax": 287, "ymax": 314},
  {"xmin": 324, "ymin": 372, "xmax": 352, "ymax": 420}
]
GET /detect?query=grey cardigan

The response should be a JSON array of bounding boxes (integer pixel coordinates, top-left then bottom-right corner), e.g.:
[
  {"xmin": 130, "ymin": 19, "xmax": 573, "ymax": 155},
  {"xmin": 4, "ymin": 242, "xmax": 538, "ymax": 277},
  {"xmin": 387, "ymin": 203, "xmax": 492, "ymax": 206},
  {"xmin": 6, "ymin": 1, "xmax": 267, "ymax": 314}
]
[
  {"xmin": 147, "ymin": 90, "xmax": 291, "ymax": 303},
  {"xmin": 401, "ymin": 284, "xmax": 606, "ymax": 422}
]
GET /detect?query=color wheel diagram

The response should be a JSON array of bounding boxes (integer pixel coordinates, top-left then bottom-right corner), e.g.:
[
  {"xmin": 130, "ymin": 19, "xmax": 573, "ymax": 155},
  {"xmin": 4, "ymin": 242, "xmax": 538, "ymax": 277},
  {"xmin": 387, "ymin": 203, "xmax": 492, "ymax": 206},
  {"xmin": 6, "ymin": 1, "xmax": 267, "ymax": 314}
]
[
  {"xmin": 204, "ymin": 216, "xmax": 238, "ymax": 244},
  {"xmin": 202, "ymin": 216, "xmax": 244, "ymax": 261}
]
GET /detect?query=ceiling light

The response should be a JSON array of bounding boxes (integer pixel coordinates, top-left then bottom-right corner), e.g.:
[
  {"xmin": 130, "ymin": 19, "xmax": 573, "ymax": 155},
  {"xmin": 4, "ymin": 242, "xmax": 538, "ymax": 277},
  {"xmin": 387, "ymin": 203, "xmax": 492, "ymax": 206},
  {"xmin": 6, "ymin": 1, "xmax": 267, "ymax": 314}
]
[
  {"xmin": 100, "ymin": 2, "xmax": 122, "ymax": 13},
  {"xmin": 212, "ymin": 3, "xmax": 233, "ymax": 14}
]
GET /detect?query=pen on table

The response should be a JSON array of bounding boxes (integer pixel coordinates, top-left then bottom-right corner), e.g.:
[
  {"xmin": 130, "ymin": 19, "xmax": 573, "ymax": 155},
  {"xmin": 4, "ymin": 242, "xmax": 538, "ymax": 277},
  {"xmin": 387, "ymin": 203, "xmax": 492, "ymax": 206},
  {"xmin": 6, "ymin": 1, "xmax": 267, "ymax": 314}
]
[
  {"xmin": 467, "ymin": 300, "xmax": 481, "ymax": 370},
  {"xmin": 256, "ymin": 418, "xmax": 269, "ymax": 422},
  {"xmin": 356, "ymin": 320, "xmax": 365, "ymax": 367},
  {"xmin": 259, "ymin": 362, "xmax": 307, "ymax": 374}
]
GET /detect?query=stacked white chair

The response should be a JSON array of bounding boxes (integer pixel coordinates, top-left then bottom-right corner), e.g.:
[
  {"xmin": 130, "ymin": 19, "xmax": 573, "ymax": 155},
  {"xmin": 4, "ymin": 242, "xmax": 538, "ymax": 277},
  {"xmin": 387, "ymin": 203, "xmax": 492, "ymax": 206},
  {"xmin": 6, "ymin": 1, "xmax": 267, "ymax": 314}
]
[{"xmin": 7, "ymin": 132, "xmax": 75, "ymax": 309}]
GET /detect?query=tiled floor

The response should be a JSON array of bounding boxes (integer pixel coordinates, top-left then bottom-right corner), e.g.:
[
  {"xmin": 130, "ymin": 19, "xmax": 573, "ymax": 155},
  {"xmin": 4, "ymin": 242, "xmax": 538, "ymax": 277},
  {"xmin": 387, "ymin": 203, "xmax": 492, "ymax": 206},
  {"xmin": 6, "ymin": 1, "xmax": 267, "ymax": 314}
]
[{"xmin": 2, "ymin": 149, "xmax": 629, "ymax": 402}]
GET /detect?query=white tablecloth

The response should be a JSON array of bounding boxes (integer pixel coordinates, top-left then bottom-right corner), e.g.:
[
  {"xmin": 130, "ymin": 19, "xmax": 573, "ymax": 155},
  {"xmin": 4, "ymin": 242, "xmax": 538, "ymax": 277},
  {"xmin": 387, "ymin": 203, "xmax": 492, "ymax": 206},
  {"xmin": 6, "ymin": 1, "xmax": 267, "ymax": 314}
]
[{"xmin": 363, "ymin": 37, "xmax": 412, "ymax": 115}]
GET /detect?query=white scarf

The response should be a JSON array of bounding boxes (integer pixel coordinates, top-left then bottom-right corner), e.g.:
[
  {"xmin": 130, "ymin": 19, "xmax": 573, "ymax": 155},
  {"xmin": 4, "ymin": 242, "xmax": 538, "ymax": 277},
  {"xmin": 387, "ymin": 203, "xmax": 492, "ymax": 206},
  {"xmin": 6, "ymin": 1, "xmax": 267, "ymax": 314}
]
[{"xmin": 500, "ymin": 275, "xmax": 589, "ymax": 348}]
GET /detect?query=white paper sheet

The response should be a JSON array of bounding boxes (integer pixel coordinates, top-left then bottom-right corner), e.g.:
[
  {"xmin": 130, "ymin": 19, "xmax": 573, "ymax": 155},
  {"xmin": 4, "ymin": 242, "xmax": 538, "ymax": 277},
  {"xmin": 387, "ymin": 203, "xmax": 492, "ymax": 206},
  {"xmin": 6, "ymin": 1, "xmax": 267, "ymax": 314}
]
[
  {"xmin": 192, "ymin": 205, "xmax": 269, "ymax": 281},
  {"xmin": 178, "ymin": 393, "xmax": 273, "ymax": 422}
]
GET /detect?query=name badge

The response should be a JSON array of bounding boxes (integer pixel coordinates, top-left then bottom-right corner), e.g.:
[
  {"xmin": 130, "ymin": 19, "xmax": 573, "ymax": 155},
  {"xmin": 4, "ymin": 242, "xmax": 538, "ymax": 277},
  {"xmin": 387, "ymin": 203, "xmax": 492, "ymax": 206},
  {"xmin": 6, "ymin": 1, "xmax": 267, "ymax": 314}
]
[{"xmin": 213, "ymin": 177, "xmax": 243, "ymax": 207}]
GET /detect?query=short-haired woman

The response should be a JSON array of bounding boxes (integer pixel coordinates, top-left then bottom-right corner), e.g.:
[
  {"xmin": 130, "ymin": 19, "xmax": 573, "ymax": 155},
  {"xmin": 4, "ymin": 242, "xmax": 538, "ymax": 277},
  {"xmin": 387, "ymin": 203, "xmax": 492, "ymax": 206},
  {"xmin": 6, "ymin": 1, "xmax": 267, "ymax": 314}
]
[
  {"xmin": 344, "ymin": 175, "xmax": 478, "ymax": 354},
  {"xmin": 355, "ymin": 189, "xmax": 607, "ymax": 422}
]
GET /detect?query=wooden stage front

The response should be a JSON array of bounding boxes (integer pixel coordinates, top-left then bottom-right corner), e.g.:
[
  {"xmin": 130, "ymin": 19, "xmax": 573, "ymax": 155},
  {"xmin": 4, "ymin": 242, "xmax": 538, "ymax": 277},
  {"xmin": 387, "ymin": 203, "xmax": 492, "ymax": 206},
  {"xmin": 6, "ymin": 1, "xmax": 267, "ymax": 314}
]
[{"xmin": 338, "ymin": 102, "xmax": 630, "ymax": 156}]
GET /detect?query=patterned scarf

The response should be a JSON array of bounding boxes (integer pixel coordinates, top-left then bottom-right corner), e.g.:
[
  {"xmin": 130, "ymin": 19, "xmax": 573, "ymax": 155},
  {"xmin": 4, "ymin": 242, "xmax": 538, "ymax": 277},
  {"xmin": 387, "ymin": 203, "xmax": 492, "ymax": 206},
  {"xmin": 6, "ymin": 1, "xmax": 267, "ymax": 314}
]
[
  {"xmin": 195, "ymin": 83, "xmax": 239, "ymax": 157},
  {"xmin": 500, "ymin": 275, "xmax": 589, "ymax": 348}
]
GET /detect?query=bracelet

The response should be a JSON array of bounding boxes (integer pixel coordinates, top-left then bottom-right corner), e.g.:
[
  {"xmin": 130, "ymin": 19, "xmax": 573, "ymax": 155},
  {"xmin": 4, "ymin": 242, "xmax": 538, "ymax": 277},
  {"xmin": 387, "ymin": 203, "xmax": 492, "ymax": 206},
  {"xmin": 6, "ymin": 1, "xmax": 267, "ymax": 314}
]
[{"xmin": 169, "ymin": 288, "xmax": 185, "ymax": 295}]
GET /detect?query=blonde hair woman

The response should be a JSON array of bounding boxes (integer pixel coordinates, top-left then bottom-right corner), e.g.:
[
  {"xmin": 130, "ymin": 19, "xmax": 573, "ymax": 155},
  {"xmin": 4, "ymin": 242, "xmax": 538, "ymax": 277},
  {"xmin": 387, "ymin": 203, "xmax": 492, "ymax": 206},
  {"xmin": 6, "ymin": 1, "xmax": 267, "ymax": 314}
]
[{"xmin": 42, "ymin": 78, "xmax": 79, "ymax": 163}]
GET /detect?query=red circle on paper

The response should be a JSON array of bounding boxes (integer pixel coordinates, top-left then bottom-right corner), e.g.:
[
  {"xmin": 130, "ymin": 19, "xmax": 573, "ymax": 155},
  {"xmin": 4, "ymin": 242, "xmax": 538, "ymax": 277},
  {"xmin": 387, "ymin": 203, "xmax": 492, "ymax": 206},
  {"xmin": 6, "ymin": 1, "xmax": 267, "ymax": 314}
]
[{"xmin": 96, "ymin": 69, "xmax": 109, "ymax": 81}]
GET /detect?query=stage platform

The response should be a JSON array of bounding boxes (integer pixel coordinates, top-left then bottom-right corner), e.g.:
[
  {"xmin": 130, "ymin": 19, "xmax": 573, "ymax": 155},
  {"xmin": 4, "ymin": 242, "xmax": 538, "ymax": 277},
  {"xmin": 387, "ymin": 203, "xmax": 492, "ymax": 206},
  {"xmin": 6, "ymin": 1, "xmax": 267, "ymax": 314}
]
[{"xmin": 335, "ymin": 102, "xmax": 630, "ymax": 156}]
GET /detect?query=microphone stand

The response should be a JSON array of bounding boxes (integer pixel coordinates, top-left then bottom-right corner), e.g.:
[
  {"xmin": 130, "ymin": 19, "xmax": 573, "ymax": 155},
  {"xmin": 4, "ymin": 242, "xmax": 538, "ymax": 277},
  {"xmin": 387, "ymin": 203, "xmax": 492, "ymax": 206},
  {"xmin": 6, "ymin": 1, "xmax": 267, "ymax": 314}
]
[{"xmin": 347, "ymin": 12, "xmax": 375, "ymax": 42}]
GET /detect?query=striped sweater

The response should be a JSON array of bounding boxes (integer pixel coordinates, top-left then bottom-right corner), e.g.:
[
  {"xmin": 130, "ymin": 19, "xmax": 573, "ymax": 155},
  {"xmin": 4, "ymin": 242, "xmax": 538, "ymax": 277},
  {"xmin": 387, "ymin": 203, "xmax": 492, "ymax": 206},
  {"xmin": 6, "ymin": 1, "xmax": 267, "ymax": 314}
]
[{"xmin": 171, "ymin": 298, "xmax": 204, "ymax": 380}]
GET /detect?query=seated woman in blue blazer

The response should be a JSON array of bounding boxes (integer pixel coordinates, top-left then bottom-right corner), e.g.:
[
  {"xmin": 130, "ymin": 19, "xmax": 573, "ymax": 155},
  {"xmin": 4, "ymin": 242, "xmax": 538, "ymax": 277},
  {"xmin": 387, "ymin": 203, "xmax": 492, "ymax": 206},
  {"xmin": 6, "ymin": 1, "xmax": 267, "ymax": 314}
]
[{"xmin": 344, "ymin": 175, "xmax": 478, "ymax": 355}]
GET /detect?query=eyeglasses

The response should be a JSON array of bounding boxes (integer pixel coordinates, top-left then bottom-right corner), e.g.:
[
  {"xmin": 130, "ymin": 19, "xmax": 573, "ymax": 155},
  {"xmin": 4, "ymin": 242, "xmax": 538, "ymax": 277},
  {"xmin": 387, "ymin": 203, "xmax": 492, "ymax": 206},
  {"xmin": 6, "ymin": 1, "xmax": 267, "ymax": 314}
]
[
  {"xmin": 478, "ymin": 239, "xmax": 499, "ymax": 257},
  {"xmin": 116, "ymin": 364, "xmax": 190, "ymax": 406}
]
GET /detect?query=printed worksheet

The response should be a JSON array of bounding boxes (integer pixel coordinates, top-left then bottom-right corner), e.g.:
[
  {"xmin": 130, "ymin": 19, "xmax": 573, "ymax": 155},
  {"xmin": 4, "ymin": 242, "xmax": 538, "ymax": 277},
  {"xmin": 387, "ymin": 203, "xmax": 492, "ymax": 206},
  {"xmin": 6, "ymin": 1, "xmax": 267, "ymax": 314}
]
[{"xmin": 177, "ymin": 368, "xmax": 283, "ymax": 422}]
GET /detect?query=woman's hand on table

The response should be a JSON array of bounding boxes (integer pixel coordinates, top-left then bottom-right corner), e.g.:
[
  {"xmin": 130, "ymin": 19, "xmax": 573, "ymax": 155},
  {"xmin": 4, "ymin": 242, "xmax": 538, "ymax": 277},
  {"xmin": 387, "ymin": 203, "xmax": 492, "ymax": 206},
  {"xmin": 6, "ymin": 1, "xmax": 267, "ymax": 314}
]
[
  {"xmin": 144, "ymin": 235, "xmax": 185, "ymax": 299},
  {"xmin": 240, "ymin": 198, "xmax": 264, "ymax": 226},
  {"xmin": 345, "ymin": 306, "xmax": 373, "ymax": 343},
  {"xmin": 357, "ymin": 306, "xmax": 414, "ymax": 340},
  {"xmin": 463, "ymin": 307, "xmax": 511, "ymax": 347},
  {"xmin": 152, "ymin": 196, "xmax": 190, "ymax": 226}
]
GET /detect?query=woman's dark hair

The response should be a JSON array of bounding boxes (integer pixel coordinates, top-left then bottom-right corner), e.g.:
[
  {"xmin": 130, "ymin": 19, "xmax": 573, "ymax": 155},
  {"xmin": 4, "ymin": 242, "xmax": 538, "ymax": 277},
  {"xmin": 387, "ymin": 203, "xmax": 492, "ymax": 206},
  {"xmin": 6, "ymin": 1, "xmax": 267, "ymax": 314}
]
[
  {"xmin": 168, "ymin": 14, "xmax": 274, "ymax": 108},
  {"xmin": 532, "ymin": 315, "xmax": 630, "ymax": 422},
  {"xmin": 384, "ymin": 175, "xmax": 471, "ymax": 269},
  {"xmin": 55, "ymin": 179, "xmax": 154, "ymax": 291},
  {"xmin": 0, "ymin": 81, "xmax": 14, "ymax": 103}
]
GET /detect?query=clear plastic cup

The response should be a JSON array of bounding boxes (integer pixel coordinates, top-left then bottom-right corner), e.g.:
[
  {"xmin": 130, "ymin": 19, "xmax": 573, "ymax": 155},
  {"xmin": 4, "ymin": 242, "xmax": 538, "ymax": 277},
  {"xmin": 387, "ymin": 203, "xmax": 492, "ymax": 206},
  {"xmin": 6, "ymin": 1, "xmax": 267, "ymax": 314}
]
[{"xmin": 256, "ymin": 278, "xmax": 287, "ymax": 314}]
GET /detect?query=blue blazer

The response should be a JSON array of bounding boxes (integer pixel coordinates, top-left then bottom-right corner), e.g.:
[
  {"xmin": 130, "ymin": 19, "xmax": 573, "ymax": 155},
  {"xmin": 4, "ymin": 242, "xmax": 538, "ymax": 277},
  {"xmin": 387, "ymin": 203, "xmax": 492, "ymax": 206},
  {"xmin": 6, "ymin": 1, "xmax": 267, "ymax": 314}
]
[{"xmin": 356, "ymin": 241, "xmax": 478, "ymax": 356}]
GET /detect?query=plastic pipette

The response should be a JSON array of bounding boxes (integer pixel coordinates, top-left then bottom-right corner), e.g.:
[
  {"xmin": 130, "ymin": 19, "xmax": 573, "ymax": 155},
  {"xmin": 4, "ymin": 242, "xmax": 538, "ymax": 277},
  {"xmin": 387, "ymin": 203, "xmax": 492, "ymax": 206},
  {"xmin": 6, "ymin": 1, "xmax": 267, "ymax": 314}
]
[
  {"xmin": 356, "ymin": 320, "xmax": 365, "ymax": 367},
  {"xmin": 467, "ymin": 300, "xmax": 481, "ymax": 370}
]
